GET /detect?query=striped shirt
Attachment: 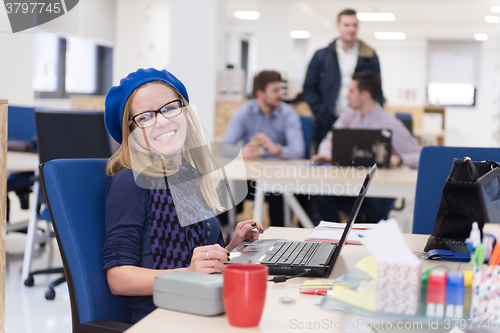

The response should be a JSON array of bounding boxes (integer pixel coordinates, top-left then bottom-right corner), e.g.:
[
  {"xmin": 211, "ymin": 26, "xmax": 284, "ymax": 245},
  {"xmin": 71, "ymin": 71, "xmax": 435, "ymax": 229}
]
[{"xmin": 318, "ymin": 104, "xmax": 421, "ymax": 168}]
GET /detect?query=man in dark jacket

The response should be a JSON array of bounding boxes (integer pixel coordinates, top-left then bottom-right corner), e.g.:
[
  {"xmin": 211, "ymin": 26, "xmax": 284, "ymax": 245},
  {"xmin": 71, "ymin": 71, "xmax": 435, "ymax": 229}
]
[{"xmin": 303, "ymin": 8, "xmax": 383, "ymax": 149}]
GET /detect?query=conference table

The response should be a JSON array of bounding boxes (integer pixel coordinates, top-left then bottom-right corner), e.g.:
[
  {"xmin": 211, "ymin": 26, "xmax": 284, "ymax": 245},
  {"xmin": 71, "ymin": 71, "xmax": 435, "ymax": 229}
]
[
  {"xmin": 126, "ymin": 227, "xmax": 462, "ymax": 333},
  {"xmin": 224, "ymin": 159, "xmax": 419, "ymax": 229}
]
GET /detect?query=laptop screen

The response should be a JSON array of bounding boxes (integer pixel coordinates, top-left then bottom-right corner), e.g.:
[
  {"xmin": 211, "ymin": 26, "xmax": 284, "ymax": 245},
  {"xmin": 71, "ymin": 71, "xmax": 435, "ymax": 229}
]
[
  {"xmin": 331, "ymin": 129, "xmax": 392, "ymax": 168},
  {"xmin": 477, "ymin": 167, "xmax": 500, "ymax": 224},
  {"xmin": 324, "ymin": 164, "xmax": 377, "ymax": 276}
]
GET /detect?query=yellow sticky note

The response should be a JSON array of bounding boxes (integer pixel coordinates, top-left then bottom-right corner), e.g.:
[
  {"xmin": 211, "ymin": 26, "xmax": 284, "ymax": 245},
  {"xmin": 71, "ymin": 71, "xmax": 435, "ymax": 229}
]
[
  {"xmin": 355, "ymin": 256, "xmax": 378, "ymax": 279},
  {"xmin": 330, "ymin": 284, "xmax": 376, "ymax": 312},
  {"xmin": 300, "ymin": 279, "xmax": 335, "ymax": 290}
]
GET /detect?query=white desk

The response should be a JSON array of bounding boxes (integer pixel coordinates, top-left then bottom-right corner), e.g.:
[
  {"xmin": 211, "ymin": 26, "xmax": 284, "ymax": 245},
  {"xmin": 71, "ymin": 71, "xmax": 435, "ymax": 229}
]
[
  {"xmin": 6, "ymin": 151, "xmax": 39, "ymax": 174},
  {"xmin": 126, "ymin": 227, "xmax": 461, "ymax": 333},
  {"xmin": 225, "ymin": 160, "xmax": 418, "ymax": 229}
]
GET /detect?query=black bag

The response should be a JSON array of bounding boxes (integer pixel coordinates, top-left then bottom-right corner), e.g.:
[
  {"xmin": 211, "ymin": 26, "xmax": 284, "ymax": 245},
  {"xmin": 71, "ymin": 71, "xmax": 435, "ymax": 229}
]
[{"xmin": 424, "ymin": 157, "xmax": 500, "ymax": 253}]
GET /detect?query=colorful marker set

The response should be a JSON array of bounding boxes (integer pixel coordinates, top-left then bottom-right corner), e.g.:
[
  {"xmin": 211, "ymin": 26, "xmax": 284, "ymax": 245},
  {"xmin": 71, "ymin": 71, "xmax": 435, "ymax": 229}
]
[
  {"xmin": 465, "ymin": 222, "xmax": 500, "ymax": 266},
  {"xmin": 426, "ymin": 270, "xmax": 465, "ymax": 318},
  {"xmin": 465, "ymin": 222, "xmax": 500, "ymax": 323}
]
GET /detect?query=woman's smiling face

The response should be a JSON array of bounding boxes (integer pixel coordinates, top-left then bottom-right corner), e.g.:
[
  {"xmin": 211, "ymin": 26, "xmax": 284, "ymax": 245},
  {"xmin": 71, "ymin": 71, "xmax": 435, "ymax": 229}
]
[{"xmin": 129, "ymin": 83, "xmax": 187, "ymax": 159}]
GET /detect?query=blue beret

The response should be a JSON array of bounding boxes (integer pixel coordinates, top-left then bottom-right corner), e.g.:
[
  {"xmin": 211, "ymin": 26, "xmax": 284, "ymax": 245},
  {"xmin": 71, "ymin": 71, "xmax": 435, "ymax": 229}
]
[{"xmin": 105, "ymin": 68, "xmax": 189, "ymax": 144}]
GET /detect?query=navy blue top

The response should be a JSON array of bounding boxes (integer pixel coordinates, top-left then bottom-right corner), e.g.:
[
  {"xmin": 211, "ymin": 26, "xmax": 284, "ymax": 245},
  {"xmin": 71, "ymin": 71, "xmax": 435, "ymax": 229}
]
[{"xmin": 102, "ymin": 169, "xmax": 223, "ymax": 323}]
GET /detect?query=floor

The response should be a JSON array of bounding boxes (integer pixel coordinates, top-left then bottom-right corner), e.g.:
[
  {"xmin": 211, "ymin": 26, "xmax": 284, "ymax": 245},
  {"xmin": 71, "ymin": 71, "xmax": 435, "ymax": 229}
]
[{"xmin": 5, "ymin": 193, "xmax": 72, "ymax": 333}]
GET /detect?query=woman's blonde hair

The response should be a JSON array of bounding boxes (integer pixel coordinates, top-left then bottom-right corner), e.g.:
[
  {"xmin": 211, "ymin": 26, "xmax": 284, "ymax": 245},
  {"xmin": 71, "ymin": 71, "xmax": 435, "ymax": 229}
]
[{"xmin": 106, "ymin": 81, "xmax": 225, "ymax": 212}]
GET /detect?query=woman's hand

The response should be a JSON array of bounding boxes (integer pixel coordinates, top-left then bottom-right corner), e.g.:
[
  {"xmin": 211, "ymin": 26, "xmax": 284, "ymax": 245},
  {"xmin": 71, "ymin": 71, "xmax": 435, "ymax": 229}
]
[
  {"xmin": 187, "ymin": 244, "xmax": 229, "ymax": 274},
  {"xmin": 226, "ymin": 220, "xmax": 264, "ymax": 252}
]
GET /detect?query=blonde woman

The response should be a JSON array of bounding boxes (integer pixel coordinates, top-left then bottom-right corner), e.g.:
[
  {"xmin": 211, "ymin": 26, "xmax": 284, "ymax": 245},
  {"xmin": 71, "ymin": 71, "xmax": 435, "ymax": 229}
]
[{"xmin": 103, "ymin": 68, "xmax": 263, "ymax": 323}]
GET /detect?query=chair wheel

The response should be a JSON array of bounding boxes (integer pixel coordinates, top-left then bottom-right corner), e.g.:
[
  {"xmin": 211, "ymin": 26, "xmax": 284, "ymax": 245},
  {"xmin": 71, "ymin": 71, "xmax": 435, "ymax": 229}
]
[
  {"xmin": 24, "ymin": 277, "xmax": 34, "ymax": 287},
  {"xmin": 45, "ymin": 289, "xmax": 55, "ymax": 300}
]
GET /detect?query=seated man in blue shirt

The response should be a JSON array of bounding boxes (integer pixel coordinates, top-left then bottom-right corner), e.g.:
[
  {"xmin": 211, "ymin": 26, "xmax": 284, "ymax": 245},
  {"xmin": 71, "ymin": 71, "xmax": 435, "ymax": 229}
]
[
  {"xmin": 223, "ymin": 70, "xmax": 304, "ymax": 160},
  {"xmin": 222, "ymin": 70, "xmax": 305, "ymax": 226}
]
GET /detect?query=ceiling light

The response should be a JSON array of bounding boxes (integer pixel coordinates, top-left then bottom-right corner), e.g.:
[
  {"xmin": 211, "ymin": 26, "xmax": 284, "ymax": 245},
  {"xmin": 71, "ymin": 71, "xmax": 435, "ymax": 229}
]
[
  {"xmin": 485, "ymin": 16, "xmax": 500, "ymax": 23},
  {"xmin": 491, "ymin": 6, "xmax": 500, "ymax": 13},
  {"xmin": 374, "ymin": 32, "xmax": 406, "ymax": 40},
  {"xmin": 233, "ymin": 11, "xmax": 260, "ymax": 20},
  {"xmin": 290, "ymin": 31, "xmax": 310, "ymax": 39},
  {"xmin": 474, "ymin": 33, "xmax": 488, "ymax": 41},
  {"xmin": 357, "ymin": 13, "xmax": 396, "ymax": 22}
]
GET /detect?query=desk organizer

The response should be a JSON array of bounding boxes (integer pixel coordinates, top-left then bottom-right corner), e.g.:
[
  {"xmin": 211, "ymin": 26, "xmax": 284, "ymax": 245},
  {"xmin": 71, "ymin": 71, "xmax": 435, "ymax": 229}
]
[
  {"xmin": 376, "ymin": 262, "xmax": 422, "ymax": 315},
  {"xmin": 471, "ymin": 265, "xmax": 500, "ymax": 323}
]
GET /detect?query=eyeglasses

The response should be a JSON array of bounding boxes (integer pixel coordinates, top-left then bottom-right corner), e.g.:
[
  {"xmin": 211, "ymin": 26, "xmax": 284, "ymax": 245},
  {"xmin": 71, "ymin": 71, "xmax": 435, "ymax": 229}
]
[{"xmin": 129, "ymin": 99, "xmax": 184, "ymax": 129}]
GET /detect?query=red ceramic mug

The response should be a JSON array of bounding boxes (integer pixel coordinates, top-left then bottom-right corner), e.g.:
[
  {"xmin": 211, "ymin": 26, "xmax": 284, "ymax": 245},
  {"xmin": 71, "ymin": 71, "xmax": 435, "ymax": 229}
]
[{"xmin": 223, "ymin": 264, "xmax": 268, "ymax": 327}]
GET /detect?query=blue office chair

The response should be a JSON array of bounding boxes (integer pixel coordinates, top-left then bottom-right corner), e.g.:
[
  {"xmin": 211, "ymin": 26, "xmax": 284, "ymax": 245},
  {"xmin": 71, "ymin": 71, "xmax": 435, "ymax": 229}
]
[
  {"xmin": 299, "ymin": 116, "xmax": 313, "ymax": 159},
  {"xmin": 40, "ymin": 159, "xmax": 131, "ymax": 332},
  {"xmin": 413, "ymin": 146, "xmax": 500, "ymax": 235},
  {"xmin": 7, "ymin": 105, "xmax": 37, "ymax": 221},
  {"xmin": 395, "ymin": 113, "xmax": 413, "ymax": 135},
  {"xmin": 24, "ymin": 109, "xmax": 113, "ymax": 300}
]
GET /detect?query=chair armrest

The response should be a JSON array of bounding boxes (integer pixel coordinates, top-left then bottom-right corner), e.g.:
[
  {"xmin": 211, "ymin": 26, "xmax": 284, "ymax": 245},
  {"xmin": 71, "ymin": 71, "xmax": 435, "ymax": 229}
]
[{"xmin": 78, "ymin": 319, "xmax": 132, "ymax": 333}]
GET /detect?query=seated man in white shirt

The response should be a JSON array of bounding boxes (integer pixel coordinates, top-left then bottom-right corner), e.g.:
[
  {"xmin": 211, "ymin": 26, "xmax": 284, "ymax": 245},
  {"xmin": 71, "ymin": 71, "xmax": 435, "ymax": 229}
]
[{"xmin": 312, "ymin": 71, "xmax": 421, "ymax": 223}]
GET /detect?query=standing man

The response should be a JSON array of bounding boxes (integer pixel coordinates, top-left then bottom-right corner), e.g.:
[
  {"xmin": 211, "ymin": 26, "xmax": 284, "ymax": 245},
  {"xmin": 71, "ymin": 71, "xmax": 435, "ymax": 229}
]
[
  {"xmin": 303, "ymin": 8, "xmax": 383, "ymax": 150},
  {"xmin": 223, "ymin": 70, "xmax": 305, "ymax": 227}
]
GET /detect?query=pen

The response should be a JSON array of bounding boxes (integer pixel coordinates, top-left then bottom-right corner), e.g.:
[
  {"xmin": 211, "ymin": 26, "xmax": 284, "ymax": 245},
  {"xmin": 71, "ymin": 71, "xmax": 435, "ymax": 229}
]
[{"xmin": 300, "ymin": 290, "xmax": 329, "ymax": 295}]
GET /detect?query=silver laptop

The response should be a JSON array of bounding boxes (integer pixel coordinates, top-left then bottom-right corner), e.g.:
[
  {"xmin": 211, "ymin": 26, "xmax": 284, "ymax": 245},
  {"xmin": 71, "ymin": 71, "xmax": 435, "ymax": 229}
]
[{"xmin": 228, "ymin": 164, "xmax": 377, "ymax": 277}]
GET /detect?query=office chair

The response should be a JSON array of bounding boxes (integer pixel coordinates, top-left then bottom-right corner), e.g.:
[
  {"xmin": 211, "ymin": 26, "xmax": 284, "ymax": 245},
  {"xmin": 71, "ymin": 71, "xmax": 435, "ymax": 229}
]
[
  {"xmin": 7, "ymin": 105, "xmax": 37, "ymax": 225},
  {"xmin": 413, "ymin": 146, "xmax": 500, "ymax": 235},
  {"xmin": 40, "ymin": 159, "xmax": 131, "ymax": 332},
  {"xmin": 23, "ymin": 109, "xmax": 112, "ymax": 300},
  {"xmin": 395, "ymin": 113, "xmax": 413, "ymax": 135},
  {"xmin": 299, "ymin": 116, "xmax": 313, "ymax": 159}
]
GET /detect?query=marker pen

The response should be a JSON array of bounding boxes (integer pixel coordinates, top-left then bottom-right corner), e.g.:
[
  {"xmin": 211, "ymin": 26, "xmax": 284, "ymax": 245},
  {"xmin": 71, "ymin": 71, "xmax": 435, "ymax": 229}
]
[
  {"xmin": 445, "ymin": 272, "xmax": 464, "ymax": 318},
  {"xmin": 426, "ymin": 270, "xmax": 447, "ymax": 317}
]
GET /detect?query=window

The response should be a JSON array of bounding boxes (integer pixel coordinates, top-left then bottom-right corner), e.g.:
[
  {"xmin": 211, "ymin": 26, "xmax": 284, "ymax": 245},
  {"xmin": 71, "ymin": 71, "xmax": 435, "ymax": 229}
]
[{"xmin": 33, "ymin": 32, "xmax": 112, "ymax": 98}]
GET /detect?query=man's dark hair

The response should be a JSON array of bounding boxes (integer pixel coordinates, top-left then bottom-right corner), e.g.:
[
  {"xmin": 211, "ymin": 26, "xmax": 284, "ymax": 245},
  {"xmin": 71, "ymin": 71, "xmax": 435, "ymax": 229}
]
[
  {"xmin": 337, "ymin": 8, "xmax": 357, "ymax": 22},
  {"xmin": 352, "ymin": 71, "xmax": 381, "ymax": 100},
  {"xmin": 252, "ymin": 70, "xmax": 282, "ymax": 97}
]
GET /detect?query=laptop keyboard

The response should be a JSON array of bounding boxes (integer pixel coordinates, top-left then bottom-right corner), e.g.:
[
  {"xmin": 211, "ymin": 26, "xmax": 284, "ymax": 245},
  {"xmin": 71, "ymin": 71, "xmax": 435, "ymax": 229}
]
[{"xmin": 261, "ymin": 241, "xmax": 320, "ymax": 266}]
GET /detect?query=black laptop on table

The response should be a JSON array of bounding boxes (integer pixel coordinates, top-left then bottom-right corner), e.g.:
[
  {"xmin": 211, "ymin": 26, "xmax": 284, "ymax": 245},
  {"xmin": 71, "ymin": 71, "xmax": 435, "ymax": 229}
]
[
  {"xmin": 228, "ymin": 164, "xmax": 377, "ymax": 277},
  {"xmin": 331, "ymin": 129, "xmax": 392, "ymax": 168}
]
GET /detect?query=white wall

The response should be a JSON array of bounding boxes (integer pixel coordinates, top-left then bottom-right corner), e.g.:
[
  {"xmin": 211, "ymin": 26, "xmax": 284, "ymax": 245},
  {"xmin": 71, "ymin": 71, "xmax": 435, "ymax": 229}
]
[
  {"xmin": 376, "ymin": 41, "xmax": 427, "ymax": 107},
  {"xmin": 0, "ymin": 0, "xmax": 115, "ymax": 107},
  {"xmin": 37, "ymin": 0, "xmax": 115, "ymax": 46},
  {"xmin": 113, "ymin": 0, "xmax": 170, "ymax": 85},
  {"xmin": 169, "ymin": 0, "xmax": 226, "ymax": 140},
  {"xmin": 0, "ymin": 8, "xmax": 34, "ymax": 106},
  {"xmin": 256, "ymin": 0, "xmax": 291, "ymax": 75},
  {"xmin": 444, "ymin": 44, "xmax": 496, "ymax": 147}
]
